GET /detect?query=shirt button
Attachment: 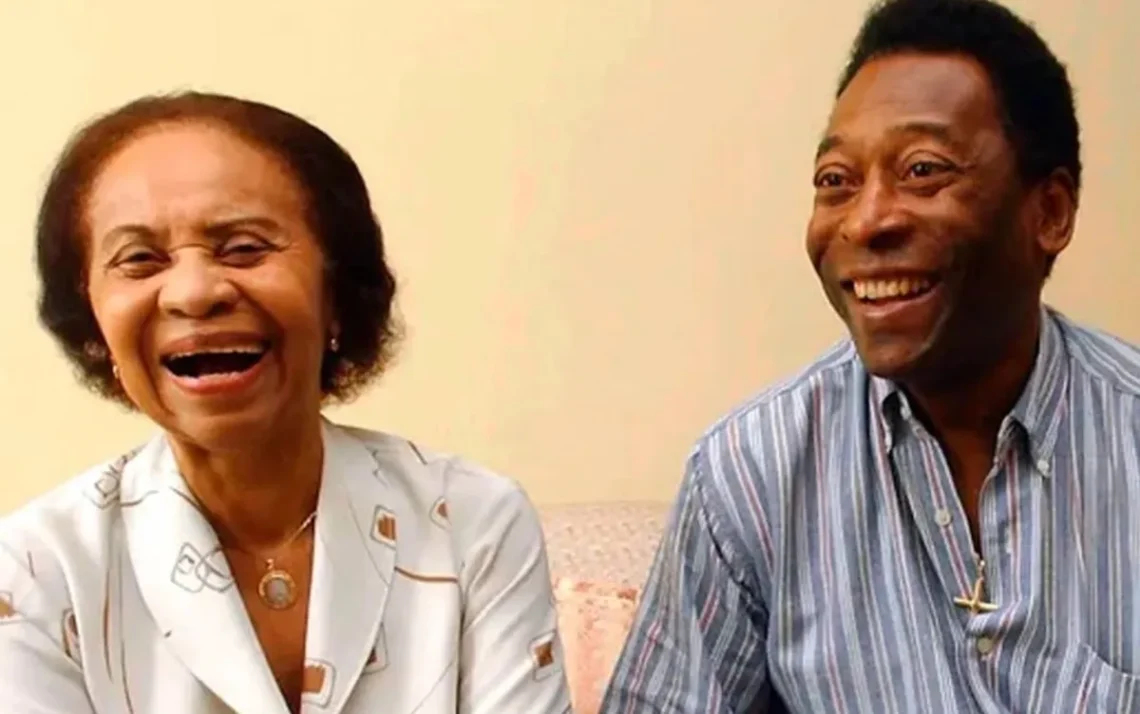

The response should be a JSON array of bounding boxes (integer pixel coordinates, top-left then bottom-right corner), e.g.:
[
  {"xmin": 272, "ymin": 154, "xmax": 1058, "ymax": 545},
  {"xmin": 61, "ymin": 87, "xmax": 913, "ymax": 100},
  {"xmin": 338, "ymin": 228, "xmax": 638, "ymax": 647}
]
[
  {"xmin": 1036, "ymin": 459, "xmax": 1051, "ymax": 475},
  {"xmin": 976, "ymin": 637, "xmax": 995, "ymax": 655},
  {"xmin": 934, "ymin": 509, "xmax": 953, "ymax": 527}
]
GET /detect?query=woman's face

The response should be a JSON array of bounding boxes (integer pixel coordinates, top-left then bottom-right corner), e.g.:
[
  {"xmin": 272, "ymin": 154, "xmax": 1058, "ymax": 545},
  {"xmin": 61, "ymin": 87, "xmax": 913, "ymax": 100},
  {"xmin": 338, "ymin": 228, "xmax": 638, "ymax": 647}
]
[{"xmin": 84, "ymin": 122, "xmax": 333, "ymax": 451}]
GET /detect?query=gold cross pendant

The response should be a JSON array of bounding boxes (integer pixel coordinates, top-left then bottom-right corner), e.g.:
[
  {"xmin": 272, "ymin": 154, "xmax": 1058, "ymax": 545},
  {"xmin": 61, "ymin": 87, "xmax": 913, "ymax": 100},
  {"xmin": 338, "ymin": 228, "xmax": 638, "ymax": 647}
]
[{"xmin": 953, "ymin": 560, "xmax": 998, "ymax": 614}]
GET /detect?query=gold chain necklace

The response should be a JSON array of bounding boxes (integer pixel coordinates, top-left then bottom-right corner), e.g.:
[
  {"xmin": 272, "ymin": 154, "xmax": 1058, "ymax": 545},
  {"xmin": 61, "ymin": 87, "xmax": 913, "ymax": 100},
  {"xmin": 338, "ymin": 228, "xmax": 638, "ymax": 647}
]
[{"xmin": 224, "ymin": 511, "xmax": 317, "ymax": 611}]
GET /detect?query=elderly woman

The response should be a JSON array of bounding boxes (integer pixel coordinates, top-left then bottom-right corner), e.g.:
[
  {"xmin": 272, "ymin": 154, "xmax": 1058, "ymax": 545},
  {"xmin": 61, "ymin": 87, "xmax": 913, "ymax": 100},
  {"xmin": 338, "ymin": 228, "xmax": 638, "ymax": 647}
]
[{"xmin": 0, "ymin": 93, "xmax": 571, "ymax": 714}]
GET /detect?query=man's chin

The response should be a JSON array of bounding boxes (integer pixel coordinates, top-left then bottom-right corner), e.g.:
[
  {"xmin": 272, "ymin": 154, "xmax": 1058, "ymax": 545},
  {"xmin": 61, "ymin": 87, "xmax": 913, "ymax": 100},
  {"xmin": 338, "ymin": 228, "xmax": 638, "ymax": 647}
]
[{"xmin": 852, "ymin": 337, "xmax": 931, "ymax": 384}]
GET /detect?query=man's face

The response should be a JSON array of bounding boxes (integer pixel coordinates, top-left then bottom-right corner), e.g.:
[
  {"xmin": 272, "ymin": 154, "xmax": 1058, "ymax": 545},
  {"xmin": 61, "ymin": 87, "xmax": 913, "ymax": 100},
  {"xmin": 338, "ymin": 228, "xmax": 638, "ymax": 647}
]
[{"xmin": 805, "ymin": 52, "xmax": 1054, "ymax": 388}]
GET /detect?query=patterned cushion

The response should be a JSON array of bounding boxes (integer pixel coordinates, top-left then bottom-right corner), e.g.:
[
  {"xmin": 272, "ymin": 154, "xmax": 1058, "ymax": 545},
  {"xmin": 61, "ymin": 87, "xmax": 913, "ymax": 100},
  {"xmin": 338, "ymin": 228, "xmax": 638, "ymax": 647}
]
[{"xmin": 538, "ymin": 502, "xmax": 669, "ymax": 713}]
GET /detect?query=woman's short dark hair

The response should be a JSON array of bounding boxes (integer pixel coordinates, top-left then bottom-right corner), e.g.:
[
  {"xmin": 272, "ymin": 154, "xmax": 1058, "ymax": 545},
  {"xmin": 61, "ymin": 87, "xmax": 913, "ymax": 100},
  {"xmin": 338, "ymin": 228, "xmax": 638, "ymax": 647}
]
[{"xmin": 36, "ymin": 91, "xmax": 401, "ymax": 405}]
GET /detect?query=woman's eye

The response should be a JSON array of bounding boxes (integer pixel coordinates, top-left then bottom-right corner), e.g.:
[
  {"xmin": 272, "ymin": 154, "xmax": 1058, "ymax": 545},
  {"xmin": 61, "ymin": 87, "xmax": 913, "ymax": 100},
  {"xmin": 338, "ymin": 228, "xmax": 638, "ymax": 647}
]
[
  {"xmin": 220, "ymin": 237, "xmax": 270, "ymax": 262},
  {"xmin": 112, "ymin": 249, "xmax": 164, "ymax": 277},
  {"xmin": 121, "ymin": 251, "xmax": 158, "ymax": 263}
]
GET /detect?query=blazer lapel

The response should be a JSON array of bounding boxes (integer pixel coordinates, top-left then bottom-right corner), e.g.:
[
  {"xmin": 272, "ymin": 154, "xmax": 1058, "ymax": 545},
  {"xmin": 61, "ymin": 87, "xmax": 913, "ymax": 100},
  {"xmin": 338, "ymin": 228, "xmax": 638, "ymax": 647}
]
[
  {"xmin": 121, "ymin": 437, "xmax": 290, "ymax": 714},
  {"xmin": 300, "ymin": 422, "xmax": 400, "ymax": 713}
]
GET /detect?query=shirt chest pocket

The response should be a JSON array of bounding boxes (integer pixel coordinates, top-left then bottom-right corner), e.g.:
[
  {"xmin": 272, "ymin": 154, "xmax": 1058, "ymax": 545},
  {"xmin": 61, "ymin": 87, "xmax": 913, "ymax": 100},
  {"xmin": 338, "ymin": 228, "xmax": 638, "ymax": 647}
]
[{"xmin": 1049, "ymin": 642, "xmax": 1140, "ymax": 714}]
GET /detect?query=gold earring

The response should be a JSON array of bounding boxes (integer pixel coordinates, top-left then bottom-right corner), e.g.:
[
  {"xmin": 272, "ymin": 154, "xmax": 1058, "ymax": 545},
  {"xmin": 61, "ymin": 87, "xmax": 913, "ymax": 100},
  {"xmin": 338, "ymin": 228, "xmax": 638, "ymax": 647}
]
[{"xmin": 329, "ymin": 336, "xmax": 340, "ymax": 353}]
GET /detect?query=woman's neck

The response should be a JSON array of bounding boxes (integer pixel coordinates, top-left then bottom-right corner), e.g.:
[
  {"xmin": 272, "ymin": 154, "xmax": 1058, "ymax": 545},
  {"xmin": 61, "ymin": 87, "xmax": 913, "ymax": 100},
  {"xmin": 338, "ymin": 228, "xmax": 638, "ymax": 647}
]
[{"xmin": 169, "ymin": 415, "xmax": 325, "ymax": 551}]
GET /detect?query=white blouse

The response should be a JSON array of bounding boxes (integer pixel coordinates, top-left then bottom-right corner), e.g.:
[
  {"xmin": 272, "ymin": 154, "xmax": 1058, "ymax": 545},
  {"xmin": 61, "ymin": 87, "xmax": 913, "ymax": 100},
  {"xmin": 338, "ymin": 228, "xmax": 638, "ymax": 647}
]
[{"xmin": 0, "ymin": 420, "xmax": 573, "ymax": 713}]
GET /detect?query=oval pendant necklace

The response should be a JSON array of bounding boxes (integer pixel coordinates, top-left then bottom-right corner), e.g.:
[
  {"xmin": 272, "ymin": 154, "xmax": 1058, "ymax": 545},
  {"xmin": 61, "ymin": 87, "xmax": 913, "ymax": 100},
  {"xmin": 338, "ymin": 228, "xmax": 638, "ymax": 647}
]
[
  {"xmin": 258, "ymin": 558, "xmax": 300, "ymax": 611},
  {"xmin": 230, "ymin": 511, "xmax": 317, "ymax": 611}
]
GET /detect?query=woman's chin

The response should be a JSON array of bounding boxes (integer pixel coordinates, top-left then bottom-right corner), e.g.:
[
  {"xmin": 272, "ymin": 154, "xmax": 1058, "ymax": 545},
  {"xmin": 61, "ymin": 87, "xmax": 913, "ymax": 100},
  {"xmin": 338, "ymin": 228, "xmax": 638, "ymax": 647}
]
[
  {"xmin": 154, "ymin": 395, "xmax": 312, "ymax": 456},
  {"xmin": 164, "ymin": 412, "xmax": 280, "ymax": 454},
  {"xmin": 147, "ymin": 370, "xmax": 323, "ymax": 455}
]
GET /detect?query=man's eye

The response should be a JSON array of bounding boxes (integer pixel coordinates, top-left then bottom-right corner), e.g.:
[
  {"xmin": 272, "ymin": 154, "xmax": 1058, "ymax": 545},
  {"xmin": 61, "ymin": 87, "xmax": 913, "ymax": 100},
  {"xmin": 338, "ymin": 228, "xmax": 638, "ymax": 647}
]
[
  {"xmin": 814, "ymin": 171, "xmax": 848, "ymax": 189},
  {"xmin": 905, "ymin": 160, "xmax": 951, "ymax": 179}
]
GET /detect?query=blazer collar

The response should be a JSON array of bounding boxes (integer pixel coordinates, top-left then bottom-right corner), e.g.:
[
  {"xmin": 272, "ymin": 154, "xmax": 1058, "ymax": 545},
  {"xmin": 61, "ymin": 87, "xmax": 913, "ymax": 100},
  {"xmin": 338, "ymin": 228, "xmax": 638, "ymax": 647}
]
[{"xmin": 122, "ymin": 420, "xmax": 405, "ymax": 714}]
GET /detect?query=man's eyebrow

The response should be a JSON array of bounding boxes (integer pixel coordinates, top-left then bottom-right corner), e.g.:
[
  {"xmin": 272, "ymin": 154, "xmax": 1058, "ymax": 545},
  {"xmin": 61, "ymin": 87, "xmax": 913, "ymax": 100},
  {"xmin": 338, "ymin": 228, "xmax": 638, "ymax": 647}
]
[
  {"xmin": 894, "ymin": 120, "xmax": 960, "ymax": 147},
  {"xmin": 815, "ymin": 134, "xmax": 842, "ymax": 161},
  {"xmin": 814, "ymin": 120, "xmax": 966, "ymax": 161}
]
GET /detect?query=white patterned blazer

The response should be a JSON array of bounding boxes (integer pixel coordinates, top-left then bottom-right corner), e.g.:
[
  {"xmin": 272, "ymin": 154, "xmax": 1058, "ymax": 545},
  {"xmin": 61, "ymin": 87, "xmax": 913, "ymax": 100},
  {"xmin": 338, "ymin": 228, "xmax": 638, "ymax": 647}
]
[{"xmin": 0, "ymin": 420, "xmax": 572, "ymax": 713}]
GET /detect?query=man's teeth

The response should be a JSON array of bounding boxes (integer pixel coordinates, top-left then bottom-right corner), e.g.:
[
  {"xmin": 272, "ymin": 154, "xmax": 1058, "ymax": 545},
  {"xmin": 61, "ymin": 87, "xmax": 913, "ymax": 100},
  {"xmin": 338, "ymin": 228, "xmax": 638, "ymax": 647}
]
[{"xmin": 852, "ymin": 278, "xmax": 932, "ymax": 301}]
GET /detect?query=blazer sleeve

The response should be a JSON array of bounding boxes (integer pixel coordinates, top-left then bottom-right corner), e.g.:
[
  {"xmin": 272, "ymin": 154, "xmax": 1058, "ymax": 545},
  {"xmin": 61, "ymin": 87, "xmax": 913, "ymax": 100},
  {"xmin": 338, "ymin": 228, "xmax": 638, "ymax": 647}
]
[
  {"xmin": 452, "ymin": 471, "xmax": 572, "ymax": 714},
  {"xmin": 0, "ymin": 530, "xmax": 97, "ymax": 714}
]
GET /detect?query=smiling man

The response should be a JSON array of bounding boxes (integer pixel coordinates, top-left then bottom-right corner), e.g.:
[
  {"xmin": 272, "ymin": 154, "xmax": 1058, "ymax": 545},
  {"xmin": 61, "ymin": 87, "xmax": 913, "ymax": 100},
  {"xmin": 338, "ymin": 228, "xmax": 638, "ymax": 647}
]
[{"xmin": 601, "ymin": 0, "xmax": 1140, "ymax": 712}]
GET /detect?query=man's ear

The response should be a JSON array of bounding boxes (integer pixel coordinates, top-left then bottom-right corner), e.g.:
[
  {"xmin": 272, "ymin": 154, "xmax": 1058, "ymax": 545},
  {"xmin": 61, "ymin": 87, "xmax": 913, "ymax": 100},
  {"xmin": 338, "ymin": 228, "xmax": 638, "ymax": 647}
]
[{"xmin": 1033, "ymin": 168, "xmax": 1078, "ymax": 263}]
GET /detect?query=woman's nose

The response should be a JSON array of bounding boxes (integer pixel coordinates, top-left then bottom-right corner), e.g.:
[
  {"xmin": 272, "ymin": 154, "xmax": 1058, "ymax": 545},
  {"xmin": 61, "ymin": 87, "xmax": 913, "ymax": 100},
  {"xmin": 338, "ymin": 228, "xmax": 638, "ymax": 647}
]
[{"xmin": 157, "ymin": 252, "xmax": 239, "ymax": 319}]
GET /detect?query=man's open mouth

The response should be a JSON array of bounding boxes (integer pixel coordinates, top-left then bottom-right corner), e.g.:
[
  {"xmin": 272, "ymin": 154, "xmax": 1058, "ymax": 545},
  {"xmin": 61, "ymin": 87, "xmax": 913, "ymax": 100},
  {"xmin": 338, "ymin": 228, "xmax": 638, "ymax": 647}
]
[{"xmin": 845, "ymin": 276, "xmax": 938, "ymax": 304}]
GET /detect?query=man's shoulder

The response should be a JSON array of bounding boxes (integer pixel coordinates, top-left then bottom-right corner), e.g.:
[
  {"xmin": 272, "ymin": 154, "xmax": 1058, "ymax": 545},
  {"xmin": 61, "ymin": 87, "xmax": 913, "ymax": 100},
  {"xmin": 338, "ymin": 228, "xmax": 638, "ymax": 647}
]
[
  {"xmin": 702, "ymin": 338, "xmax": 862, "ymax": 437},
  {"xmin": 1055, "ymin": 310, "xmax": 1140, "ymax": 398},
  {"xmin": 678, "ymin": 340, "xmax": 865, "ymax": 569},
  {"xmin": 692, "ymin": 338, "xmax": 864, "ymax": 482}
]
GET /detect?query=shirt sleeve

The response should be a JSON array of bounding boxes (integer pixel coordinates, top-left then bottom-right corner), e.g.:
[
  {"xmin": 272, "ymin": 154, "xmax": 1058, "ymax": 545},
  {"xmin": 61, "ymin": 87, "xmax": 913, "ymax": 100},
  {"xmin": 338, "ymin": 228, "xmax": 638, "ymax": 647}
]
[
  {"xmin": 0, "ymin": 535, "xmax": 97, "ymax": 714},
  {"xmin": 455, "ymin": 479, "xmax": 573, "ymax": 714},
  {"xmin": 599, "ymin": 447, "xmax": 773, "ymax": 713}
]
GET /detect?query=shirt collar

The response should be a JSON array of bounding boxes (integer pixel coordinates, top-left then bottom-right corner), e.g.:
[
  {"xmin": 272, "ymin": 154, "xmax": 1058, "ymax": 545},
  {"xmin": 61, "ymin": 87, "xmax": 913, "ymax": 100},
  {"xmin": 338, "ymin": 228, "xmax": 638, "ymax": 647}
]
[{"xmin": 870, "ymin": 306, "xmax": 1069, "ymax": 474}]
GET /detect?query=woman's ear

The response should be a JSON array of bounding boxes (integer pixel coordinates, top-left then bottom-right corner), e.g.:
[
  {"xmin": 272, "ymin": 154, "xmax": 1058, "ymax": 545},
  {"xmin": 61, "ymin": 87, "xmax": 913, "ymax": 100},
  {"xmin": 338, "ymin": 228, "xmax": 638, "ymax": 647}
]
[{"xmin": 322, "ymin": 286, "xmax": 339, "ymax": 338}]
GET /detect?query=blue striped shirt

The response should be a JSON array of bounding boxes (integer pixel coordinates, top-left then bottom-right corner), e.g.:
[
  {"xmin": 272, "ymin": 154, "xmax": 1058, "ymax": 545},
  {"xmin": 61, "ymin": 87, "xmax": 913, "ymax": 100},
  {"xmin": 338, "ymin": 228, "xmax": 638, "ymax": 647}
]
[{"xmin": 601, "ymin": 307, "xmax": 1140, "ymax": 713}]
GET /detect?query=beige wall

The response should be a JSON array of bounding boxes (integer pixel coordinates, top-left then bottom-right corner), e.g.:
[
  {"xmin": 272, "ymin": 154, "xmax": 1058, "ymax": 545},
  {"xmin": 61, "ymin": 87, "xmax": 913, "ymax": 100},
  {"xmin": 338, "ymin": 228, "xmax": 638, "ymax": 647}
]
[{"xmin": 0, "ymin": 0, "xmax": 1135, "ymax": 513}]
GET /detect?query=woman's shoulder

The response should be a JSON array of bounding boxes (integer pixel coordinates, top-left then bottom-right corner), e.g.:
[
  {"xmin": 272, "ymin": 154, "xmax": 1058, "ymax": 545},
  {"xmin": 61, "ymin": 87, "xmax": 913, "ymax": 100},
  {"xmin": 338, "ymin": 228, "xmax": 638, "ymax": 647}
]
[
  {"xmin": 0, "ymin": 447, "xmax": 140, "ymax": 629},
  {"xmin": 332, "ymin": 423, "xmax": 543, "ymax": 545},
  {"xmin": 0, "ymin": 447, "xmax": 138, "ymax": 547}
]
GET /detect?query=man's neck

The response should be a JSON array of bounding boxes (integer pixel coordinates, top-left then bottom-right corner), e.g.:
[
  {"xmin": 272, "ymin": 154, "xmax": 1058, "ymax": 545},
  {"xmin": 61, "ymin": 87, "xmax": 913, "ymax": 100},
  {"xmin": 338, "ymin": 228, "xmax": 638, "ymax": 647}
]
[
  {"xmin": 170, "ymin": 414, "xmax": 325, "ymax": 551},
  {"xmin": 906, "ymin": 311, "xmax": 1042, "ymax": 457},
  {"xmin": 901, "ymin": 313, "xmax": 1042, "ymax": 547}
]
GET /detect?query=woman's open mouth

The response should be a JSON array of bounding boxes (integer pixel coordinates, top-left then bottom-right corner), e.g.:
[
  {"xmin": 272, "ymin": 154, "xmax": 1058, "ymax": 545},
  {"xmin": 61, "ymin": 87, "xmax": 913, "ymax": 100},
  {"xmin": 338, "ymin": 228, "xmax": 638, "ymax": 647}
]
[
  {"xmin": 162, "ymin": 345, "xmax": 268, "ymax": 379},
  {"xmin": 160, "ymin": 343, "xmax": 271, "ymax": 396}
]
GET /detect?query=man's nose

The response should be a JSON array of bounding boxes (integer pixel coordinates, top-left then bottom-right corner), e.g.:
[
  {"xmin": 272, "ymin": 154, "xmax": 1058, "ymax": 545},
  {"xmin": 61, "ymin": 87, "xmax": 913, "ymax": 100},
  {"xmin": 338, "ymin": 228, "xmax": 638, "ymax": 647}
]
[{"xmin": 839, "ymin": 177, "xmax": 909, "ymax": 248}]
